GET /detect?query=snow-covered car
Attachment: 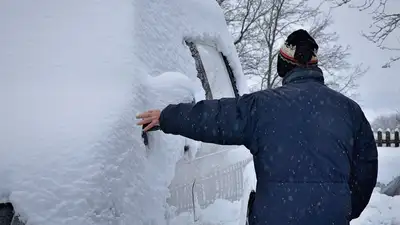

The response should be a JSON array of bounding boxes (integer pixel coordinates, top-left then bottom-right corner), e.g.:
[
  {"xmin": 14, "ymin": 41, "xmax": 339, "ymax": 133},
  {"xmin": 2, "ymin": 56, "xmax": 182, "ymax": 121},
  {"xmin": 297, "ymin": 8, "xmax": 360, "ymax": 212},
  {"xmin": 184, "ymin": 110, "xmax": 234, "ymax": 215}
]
[{"xmin": 0, "ymin": 0, "xmax": 250, "ymax": 224}]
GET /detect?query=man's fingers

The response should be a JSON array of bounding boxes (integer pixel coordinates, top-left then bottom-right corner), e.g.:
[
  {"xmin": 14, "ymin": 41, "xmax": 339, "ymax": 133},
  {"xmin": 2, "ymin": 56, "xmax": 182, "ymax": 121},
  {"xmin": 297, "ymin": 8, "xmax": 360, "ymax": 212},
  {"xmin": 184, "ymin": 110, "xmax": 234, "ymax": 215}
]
[
  {"xmin": 136, "ymin": 110, "xmax": 160, "ymax": 131},
  {"xmin": 136, "ymin": 110, "xmax": 157, "ymax": 119},
  {"xmin": 136, "ymin": 112, "xmax": 149, "ymax": 119},
  {"xmin": 143, "ymin": 120, "xmax": 158, "ymax": 132},
  {"xmin": 136, "ymin": 117, "xmax": 153, "ymax": 126}
]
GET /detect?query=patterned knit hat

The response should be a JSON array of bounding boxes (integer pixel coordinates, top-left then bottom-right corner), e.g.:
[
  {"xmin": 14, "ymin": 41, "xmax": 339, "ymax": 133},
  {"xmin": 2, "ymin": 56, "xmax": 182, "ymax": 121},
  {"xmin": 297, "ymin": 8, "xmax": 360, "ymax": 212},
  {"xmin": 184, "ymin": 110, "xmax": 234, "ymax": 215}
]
[{"xmin": 277, "ymin": 29, "xmax": 319, "ymax": 77}]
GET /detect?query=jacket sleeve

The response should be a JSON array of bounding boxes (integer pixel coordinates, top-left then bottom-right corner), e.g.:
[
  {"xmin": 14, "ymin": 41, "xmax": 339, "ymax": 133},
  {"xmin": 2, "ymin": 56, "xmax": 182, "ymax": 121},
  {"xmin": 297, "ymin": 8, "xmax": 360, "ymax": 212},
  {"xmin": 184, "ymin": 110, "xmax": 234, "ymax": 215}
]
[
  {"xmin": 349, "ymin": 111, "xmax": 378, "ymax": 220},
  {"xmin": 158, "ymin": 93, "xmax": 258, "ymax": 146}
]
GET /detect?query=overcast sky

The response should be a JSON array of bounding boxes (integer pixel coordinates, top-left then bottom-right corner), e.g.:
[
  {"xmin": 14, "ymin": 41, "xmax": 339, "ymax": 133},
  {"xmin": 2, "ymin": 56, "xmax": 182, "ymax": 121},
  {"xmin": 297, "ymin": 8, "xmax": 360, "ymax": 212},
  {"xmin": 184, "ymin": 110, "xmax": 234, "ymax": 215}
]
[{"xmin": 323, "ymin": 1, "xmax": 400, "ymax": 121}]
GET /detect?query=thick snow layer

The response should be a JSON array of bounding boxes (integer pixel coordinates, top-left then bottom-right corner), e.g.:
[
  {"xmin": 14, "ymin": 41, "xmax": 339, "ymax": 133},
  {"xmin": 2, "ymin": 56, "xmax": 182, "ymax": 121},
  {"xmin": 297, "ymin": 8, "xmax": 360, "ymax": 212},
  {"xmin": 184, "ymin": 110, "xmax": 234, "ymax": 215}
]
[
  {"xmin": 133, "ymin": 0, "xmax": 249, "ymax": 95},
  {"xmin": 129, "ymin": 72, "xmax": 197, "ymax": 225},
  {"xmin": 1, "ymin": 70, "xmax": 195, "ymax": 225},
  {"xmin": 0, "ymin": 71, "xmax": 196, "ymax": 225},
  {"xmin": 0, "ymin": 1, "xmax": 140, "ymax": 224},
  {"xmin": 1, "ymin": 0, "xmax": 248, "ymax": 224},
  {"xmin": 0, "ymin": 1, "xmax": 203, "ymax": 224}
]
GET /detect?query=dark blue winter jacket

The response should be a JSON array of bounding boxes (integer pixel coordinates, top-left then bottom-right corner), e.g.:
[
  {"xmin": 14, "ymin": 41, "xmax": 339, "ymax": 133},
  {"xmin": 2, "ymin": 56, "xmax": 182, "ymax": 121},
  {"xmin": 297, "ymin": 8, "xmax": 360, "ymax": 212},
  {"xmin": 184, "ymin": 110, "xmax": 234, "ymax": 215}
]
[{"xmin": 159, "ymin": 67, "xmax": 378, "ymax": 225}]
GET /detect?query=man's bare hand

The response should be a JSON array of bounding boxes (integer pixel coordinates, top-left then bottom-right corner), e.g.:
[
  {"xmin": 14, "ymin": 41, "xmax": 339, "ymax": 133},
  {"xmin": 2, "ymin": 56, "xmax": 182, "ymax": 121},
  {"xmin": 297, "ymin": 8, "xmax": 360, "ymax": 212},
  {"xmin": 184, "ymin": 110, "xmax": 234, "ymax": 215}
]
[{"xmin": 136, "ymin": 110, "xmax": 161, "ymax": 132}]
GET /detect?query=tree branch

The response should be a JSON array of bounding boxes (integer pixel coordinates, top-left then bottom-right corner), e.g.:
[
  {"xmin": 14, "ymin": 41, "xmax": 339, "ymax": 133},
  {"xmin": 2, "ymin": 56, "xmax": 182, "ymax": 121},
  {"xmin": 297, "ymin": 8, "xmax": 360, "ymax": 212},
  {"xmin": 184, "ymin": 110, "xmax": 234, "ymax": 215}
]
[{"xmin": 326, "ymin": 0, "xmax": 400, "ymax": 66}]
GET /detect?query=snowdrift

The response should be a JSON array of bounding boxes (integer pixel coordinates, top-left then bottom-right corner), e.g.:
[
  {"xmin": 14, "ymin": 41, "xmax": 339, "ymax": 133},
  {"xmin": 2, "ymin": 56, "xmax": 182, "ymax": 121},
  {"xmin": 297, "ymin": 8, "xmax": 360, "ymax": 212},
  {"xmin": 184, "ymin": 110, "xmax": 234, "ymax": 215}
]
[{"xmin": 381, "ymin": 176, "xmax": 400, "ymax": 197}]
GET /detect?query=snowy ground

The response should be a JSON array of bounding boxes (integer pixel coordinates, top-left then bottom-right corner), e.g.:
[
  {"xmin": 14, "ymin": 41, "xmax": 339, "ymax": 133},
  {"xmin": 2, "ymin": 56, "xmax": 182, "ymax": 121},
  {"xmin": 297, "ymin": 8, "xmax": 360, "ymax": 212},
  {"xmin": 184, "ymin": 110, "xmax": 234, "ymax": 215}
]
[
  {"xmin": 171, "ymin": 147, "xmax": 400, "ymax": 225},
  {"xmin": 376, "ymin": 148, "xmax": 400, "ymax": 185}
]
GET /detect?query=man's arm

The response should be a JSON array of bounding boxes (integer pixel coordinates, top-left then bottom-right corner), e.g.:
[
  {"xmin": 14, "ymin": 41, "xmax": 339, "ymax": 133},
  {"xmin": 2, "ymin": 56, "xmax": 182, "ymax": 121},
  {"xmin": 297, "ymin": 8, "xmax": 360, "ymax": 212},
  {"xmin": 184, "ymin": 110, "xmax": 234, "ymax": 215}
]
[
  {"xmin": 159, "ymin": 93, "xmax": 258, "ymax": 146},
  {"xmin": 349, "ymin": 111, "xmax": 378, "ymax": 220}
]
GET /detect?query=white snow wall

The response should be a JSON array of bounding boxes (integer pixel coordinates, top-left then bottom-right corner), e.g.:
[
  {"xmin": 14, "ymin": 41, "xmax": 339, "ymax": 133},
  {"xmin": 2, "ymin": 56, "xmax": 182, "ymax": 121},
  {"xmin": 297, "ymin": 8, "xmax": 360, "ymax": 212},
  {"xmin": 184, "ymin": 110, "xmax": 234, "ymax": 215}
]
[
  {"xmin": 0, "ymin": 1, "xmax": 194, "ymax": 225},
  {"xmin": 0, "ymin": 0, "xmax": 248, "ymax": 224}
]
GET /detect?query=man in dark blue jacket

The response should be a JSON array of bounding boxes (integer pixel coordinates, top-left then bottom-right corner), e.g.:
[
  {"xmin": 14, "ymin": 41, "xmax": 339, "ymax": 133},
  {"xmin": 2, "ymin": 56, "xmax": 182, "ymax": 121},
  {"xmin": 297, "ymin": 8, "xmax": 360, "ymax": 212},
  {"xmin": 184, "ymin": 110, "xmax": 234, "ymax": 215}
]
[{"xmin": 137, "ymin": 29, "xmax": 378, "ymax": 225}]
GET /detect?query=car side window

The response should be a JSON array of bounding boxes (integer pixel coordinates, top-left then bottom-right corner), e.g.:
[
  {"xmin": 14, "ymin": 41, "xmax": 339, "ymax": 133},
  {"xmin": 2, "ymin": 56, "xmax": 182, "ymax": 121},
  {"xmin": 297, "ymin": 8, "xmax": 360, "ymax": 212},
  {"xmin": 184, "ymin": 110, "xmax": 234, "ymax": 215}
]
[{"xmin": 186, "ymin": 41, "xmax": 239, "ymax": 100}]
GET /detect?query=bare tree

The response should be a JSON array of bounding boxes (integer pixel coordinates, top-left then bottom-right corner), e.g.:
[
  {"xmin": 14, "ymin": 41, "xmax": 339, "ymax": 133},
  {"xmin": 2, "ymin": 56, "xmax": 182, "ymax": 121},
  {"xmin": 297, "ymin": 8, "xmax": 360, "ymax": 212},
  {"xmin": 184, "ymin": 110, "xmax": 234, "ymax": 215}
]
[
  {"xmin": 220, "ymin": 0, "xmax": 366, "ymax": 96},
  {"xmin": 308, "ymin": 13, "xmax": 368, "ymax": 97},
  {"xmin": 327, "ymin": 0, "xmax": 400, "ymax": 68},
  {"xmin": 219, "ymin": 0, "xmax": 272, "ymax": 76}
]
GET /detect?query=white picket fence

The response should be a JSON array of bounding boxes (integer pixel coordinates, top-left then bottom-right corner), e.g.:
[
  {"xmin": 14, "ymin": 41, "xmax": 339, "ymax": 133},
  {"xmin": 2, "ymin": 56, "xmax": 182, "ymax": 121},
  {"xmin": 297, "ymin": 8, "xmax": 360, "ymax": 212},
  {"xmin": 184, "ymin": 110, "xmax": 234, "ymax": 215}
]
[
  {"xmin": 373, "ymin": 128, "xmax": 400, "ymax": 147},
  {"xmin": 167, "ymin": 157, "xmax": 252, "ymax": 214}
]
